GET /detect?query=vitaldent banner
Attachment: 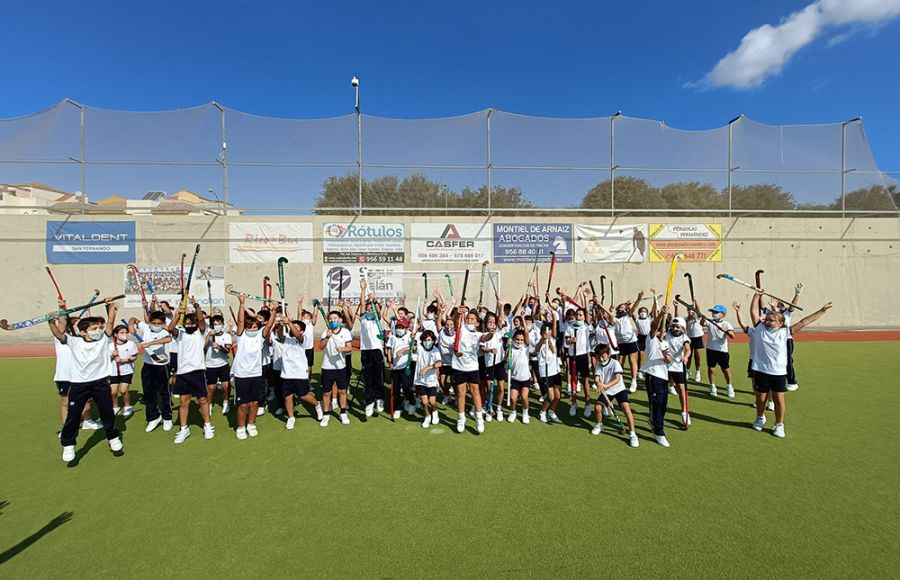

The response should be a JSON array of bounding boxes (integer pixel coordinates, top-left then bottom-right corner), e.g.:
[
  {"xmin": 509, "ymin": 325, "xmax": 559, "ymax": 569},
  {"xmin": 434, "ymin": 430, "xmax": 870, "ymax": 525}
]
[{"xmin": 46, "ymin": 221, "xmax": 135, "ymax": 264}]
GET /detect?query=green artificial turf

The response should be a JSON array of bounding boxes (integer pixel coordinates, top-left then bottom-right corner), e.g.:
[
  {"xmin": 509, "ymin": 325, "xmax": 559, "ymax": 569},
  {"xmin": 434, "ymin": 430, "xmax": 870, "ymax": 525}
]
[{"xmin": 0, "ymin": 342, "xmax": 898, "ymax": 578}]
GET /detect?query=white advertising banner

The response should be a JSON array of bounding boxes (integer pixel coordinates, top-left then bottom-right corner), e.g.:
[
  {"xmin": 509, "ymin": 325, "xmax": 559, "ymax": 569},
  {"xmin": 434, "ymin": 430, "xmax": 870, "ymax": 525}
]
[
  {"xmin": 229, "ymin": 222, "xmax": 313, "ymax": 264},
  {"xmin": 411, "ymin": 223, "xmax": 492, "ymax": 263},
  {"xmin": 322, "ymin": 222, "xmax": 405, "ymax": 263},
  {"xmin": 574, "ymin": 224, "xmax": 648, "ymax": 263},
  {"xmin": 321, "ymin": 265, "xmax": 404, "ymax": 305}
]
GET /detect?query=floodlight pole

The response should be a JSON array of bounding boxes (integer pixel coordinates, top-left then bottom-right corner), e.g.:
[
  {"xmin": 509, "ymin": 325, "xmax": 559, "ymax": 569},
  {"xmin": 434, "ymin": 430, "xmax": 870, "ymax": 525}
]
[
  {"xmin": 213, "ymin": 102, "xmax": 228, "ymax": 209},
  {"xmin": 840, "ymin": 117, "xmax": 860, "ymax": 218},
  {"xmin": 727, "ymin": 114, "xmax": 742, "ymax": 218},
  {"xmin": 65, "ymin": 99, "xmax": 85, "ymax": 214}
]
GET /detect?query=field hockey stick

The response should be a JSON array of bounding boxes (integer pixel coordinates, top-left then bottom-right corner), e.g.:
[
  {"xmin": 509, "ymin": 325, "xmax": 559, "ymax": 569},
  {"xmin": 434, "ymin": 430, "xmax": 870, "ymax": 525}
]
[
  {"xmin": 370, "ymin": 300, "xmax": 385, "ymax": 341},
  {"xmin": 684, "ymin": 272, "xmax": 695, "ymax": 304},
  {"xmin": 460, "ymin": 269, "xmax": 470, "ymax": 306},
  {"xmin": 478, "ymin": 261, "xmax": 488, "ymax": 306},
  {"xmin": 545, "ymin": 252, "xmax": 556, "ymax": 296},
  {"xmin": 716, "ymin": 274, "xmax": 803, "ymax": 310},
  {"xmin": 2, "ymin": 294, "xmax": 125, "ymax": 331},
  {"xmin": 589, "ymin": 281, "xmax": 597, "ymax": 303},
  {"xmin": 596, "ymin": 384, "xmax": 627, "ymax": 434},
  {"xmin": 505, "ymin": 333, "xmax": 514, "ymax": 406},
  {"xmin": 128, "ymin": 264, "xmax": 150, "ymax": 315},
  {"xmin": 755, "ymin": 269, "xmax": 764, "ymax": 289},
  {"xmin": 77, "ymin": 289, "xmax": 100, "ymax": 317},
  {"xmin": 206, "ymin": 280, "xmax": 213, "ymax": 314},
  {"xmin": 487, "ymin": 269, "xmax": 500, "ymax": 307},
  {"xmin": 664, "ymin": 253, "xmax": 685, "ymax": 307},
  {"xmin": 229, "ymin": 305, "xmax": 237, "ymax": 325},
  {"xmin": 422, "ymin": 272, "xmax": 428, "ymax": 299},
  {"xmin": 224, "ymin": 285, "xmax": 278, "ymax": 304},
  {"xmin": 180, "ymin": 253, "xmax": 186, "ymax": 295},
  {"xmin": 178, "ymin": 244, "xmax": 200, "ymax": 325},
  {"xmin": 555, "ymin": 287, "xmax": 580, "ymax": 310},
  {"xmin": 326, "ymin": 281, "xmax": 332, "ymax": 310},
  {"xmin": 45, "ymin": 267, "xmax": 64, "ymax": 302},
  {"xmin": 338, "ymin": 268, "xmax": 344, "ymax": 302},
  {"xmin": 311, "ymin": 299, "xmax": 329, "ymax": 321},
  {"xmin": 609, "ymin": 280, "xmax": 614, "ymax": 309},
  {"xmin": 445, "ymin": 273, "xmax": 454, "ymax": 298},
  {"xmin": 675, "ymin": 295, "xmax": 727, "ymax": 332},
  {"xmin": 599, "ymin": 275, "xmax": 606, "ymax": 306}
]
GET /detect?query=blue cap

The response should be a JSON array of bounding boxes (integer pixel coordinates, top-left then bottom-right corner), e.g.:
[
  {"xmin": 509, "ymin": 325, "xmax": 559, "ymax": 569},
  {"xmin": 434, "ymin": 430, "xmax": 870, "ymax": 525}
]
[{"xmin": 709, "ymin": 304, "xmax": 727, "ymax": 315}]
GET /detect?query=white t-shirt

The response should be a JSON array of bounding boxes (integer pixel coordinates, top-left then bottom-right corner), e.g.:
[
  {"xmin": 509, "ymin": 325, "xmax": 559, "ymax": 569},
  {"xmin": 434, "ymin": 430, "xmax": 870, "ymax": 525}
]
[
  {"xmin": 665, "ymin": 332, "xmax": 689, "ymax": 373},
  {"xmin": 173, "ymin": 329, "xmax": 206, "ymax": 374},
  {"xmin": 595, "ymin": 358, "xmax": 625, "ymax": 397},
  {"xmin": 507, "ymin": 346, "xmax": 531, "ymax": 382},
  {"xmin": 438, "ymin": 327, "xmax": 456, "ymax": 364},
  {"xmin": 614, "ymin": 316, "xmax": 637, "ymax": 344},
  {"xmin": 233, "ymin": 332, "xmax": 264, "ymax": 378},
  {"xmin": 359, "ymin": 315, "xmax": 384, "ymax": 351},
  {"xmin": 54, "ymin": 337, "xmax": 73, "ymax": 382},
  {"xmin": 205, "ymin": 331, "xmax": 232, "ymax": 368},
  {"xmin": 537, "ymin": 341, "xmax": 560, "ymax": 378},
  {"xmin": 420, "ymin": 317, "xmax": 438, "ymax": 335},
  {"xmin": 110, "ymin": 340, "xmax": 139, "ymax": 376},
  {"xmin": 686, "ymin": 316, "xmax": 705, "ymax": 339},
  {"xmin": 137, "ymin": 322, "xmax": 170, "ymax": 366},
  {"xmin": 483, "ymin": 331, "xmax": 505, "ymax": 367},
  {"xmin": 301, "ymin": 320, "xmax": 315, "ymax": 351},
  {"xmin": 748, "ymin": 323, "xmax": 789, "ymax": 375},
  {"xmin": 166, "ymin": 316, "xmax": 179, "ymax": 354},
  {"xmin": 66, "ymin": 334, "xmax": 113, "ymax": 383},
  {"xmin": 594, "ymin": 322, "xmax": 619, "ymax": 355},
  {"xmin": 526, "ymin": 324, "xmax": 541, "ymax": 359},
  {"xmin": 565, "ymin": 323, "xmax": 591, "ymax": 356},
  {"xmin": 387, "ymin": 332, "xmax": 413, "ymax": 371},
  {"xmin": 414, "ymin": 346, "xmax": 441, "ymax": 387},
  {"xmin": 640, "ymin": 335, "xmax": 669, "ymax": 381},
  {"xmin": 562, "ymin": 321, "xmax": 575, "ymax": 356},
  {"xmin": 277, "ymin": 335, "xmax": 309, "ymax": 380},
  {"xmin": 706, "ymin": 320, "xmax": 734, "ymax": 353},
  {"xmin": 271, "ymin": 336, "xmax": 284, "ymax": 371},
  {"xmin": 321, "ymin": 328, "xmax": 352, "ymax": 370},
  {"xmin": 451, "ymin": 327, "xmax": 482, "ymax": 372},
  {"xmin": 635, "ymin": 315, "xmax": 652, "ymax": 336}
]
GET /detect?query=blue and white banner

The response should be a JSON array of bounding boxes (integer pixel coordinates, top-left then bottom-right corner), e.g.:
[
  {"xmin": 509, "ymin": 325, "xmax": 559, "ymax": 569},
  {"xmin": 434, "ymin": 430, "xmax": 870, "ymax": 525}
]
[
  {"xmin": 46, "ymin": 221, "xmax": 136, "ymax": 264},
  {"xmin": 493, "ymin": 223, "xmax": 573, "ymax": 263}
]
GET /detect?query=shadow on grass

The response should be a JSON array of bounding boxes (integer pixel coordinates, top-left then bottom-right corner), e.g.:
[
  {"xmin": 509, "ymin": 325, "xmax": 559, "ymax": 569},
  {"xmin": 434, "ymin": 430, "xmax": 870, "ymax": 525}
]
[{"xmin": 0, "ymin": 510, "xmax": 73, "ymax": 565}]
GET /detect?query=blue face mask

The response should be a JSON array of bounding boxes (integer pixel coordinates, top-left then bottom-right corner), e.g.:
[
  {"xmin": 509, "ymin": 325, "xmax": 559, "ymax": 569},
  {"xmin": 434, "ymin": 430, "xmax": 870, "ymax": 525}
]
[
  {"xmin": 329, "ymin": 320, "xmax": 340, "ymax": 330},
  {"xmin": 363, "ymin": 312, "xmax": 375, "ymax": 321}
]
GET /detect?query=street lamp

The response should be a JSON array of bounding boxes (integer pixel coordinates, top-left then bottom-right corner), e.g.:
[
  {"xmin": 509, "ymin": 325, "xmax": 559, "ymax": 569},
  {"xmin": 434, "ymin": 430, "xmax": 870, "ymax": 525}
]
[{"xmin": 352, "ymin": 76, "xmax": 362, "ymax": 215}]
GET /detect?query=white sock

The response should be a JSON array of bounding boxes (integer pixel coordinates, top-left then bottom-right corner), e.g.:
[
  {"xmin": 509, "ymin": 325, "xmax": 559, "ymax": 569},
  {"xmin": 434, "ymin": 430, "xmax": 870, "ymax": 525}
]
[
  {"xmin": 727, "ymin": 384, "xmax": 733, "ymax": 388},
  {"xmin": 710, "ymin": 383, "xmax": 716, "ymax": 389}
]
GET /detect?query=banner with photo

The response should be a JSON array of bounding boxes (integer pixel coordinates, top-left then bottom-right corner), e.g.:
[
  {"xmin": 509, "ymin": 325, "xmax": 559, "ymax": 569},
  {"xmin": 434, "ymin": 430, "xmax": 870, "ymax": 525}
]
[
  {"xmin": 322, "ymin": 223, "xmax": 405, "ymax": 263},
  {"xmin": 320, "ymin": 265, "xmax": 404, "ymax": 305},
  {"xmin": 574, "ymin": 224, "xmax": 647, "ymax": 263},
  {"xmin": 411, "ymin": 223, "xmax": 492, "ymax": 263},
  {"xmin": 649, "ymin": 223, "xmax": 722, "ymax": 262},
  {"xmin": 229, "ymin": 222, "xmax": 313, "ymax": 264},
  {"xmin": 124, "ymin": 265, "xmax": 225, "ymax": 311}
]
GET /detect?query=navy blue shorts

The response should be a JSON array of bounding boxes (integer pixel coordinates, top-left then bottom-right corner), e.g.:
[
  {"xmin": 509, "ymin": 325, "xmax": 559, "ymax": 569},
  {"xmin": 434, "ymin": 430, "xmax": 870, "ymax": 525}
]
[
  {"xmin": 599, "ymin": 389, "xmax": 629, "ymax": 405},
  {"xmin": 618, "ymin": 341, "xmax": 639, "ymax": 356},
  {"xmin": 689, "ymin": 336, "xmax": 705, "ymax": 351},
  {"xmin": 282, "ymin": 378, "xmax": 312, "ymax": 397},
  {"xmin": 668, "ymin": 370, "xmax": 687, "ymax": 385},
  {"xmin": 636, "ymin": 335, "xmax": 647, "ymax": 352},
  {"xmin": 174, "ymin": 369, "xmax": 207, "ymax": 398},
  {"xmin": 575, "ymin": 354, "xmax": 590, "ymax": 379},
  {"xmin": 206, "ymin": 364, "xmax": 231, "ymax": 384},
  {"xmin": 56, "ymin": 381, "xmax": 71, "ymax": 396},
  {"xmin": 753, "ymin": 371, "xmax": 787, "ymax": 393},
  {"xmin": 510, "ymin": 378, "xmax": 532, "ymax": 391},
  {"xmin": 235, "ymin": 376, "xmax": 264, "ymax": 404},
  {"xmin": 108, "ymin": 373, "xmax": 134, "ymax": 385},
  {"xmin": 321, "ymin": 368, "xmax": 349, "ymax": 391},
  {"xmin": 453, "ymin": 369, "xmax": 480, "ymax": 386},
  {"xmin": 707, "ymin": 349, "xmax": 730, "ymax": 370},
  {"xmin": 167, "ymin": 353, "xmax": 178, "ymax": 375},
  {"xmin": 415, "ymin": 385, "xmax": 438, "ymax": 397}
]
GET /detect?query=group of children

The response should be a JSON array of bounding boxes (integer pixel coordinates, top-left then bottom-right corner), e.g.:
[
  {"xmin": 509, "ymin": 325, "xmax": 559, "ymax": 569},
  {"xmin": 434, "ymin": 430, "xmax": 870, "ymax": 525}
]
[{"xmin": 49, "ymin": 274, "xmax": 832, "ymax": 462}]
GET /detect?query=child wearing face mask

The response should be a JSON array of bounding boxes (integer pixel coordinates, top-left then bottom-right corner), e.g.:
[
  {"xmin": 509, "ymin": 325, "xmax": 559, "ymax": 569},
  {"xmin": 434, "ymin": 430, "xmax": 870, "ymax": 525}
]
[
  {"xmin": 438, "ymin": 308, "xmax": 457, "ymax": 405},
  {"xmin": 506, "ymin": 329, "xmax": 533, "ymax": 424},
  {"xmin": 318, "ymin": 309, "xmax": 354, "ymax": 426},
  {"xmin": 635, "ymin": 301, "xmax": 653, "ymax": 372},
  {"xmin": 452, "ymin": 309, "xmax": 495, "ymax": 434},
  {"xmin": 591, "ymin": 344, "xmax": 639, "ymax": 448},
  {"xmin": 535, "ymin": 312, "xmax": 562, "ymax": 423},
  {"xmin": 134, "ymin": 311, "xmax": 174, "ymax": 433},
  {"xmin": 233, "ymin": 294, "xmax": 278, "ymax": 439},
  {"xmin": 48, "ymin": 299, "xmax": 124, "ymax": 463},
  {"xmin": 275, "ymin": 319, "xmax": 323, "ymax": 430},
  {"xmin": 167, "ymin": 302, "xmax": 212, "ymax": 444},
  {"xmin": 108, "ymin": 324, "xmax": 139, "ymax": 417},
  {"xmin": 565, "ymin": 308, "xmax": 593, "ymax": 418},
  {"xmin": 414, "ymin": 330, "xmax": 442, "ymax": 428},
  {"xmin": 386, "ymin": 318, "xmax": 415, "ymax": 420},
  {"xmin": 699, "ymin": 304, "xmax": 736, "ymax": 398},
  {"xmin": 665, "ymin": 316, "xmax": 692, "ymax": 429},
  {"xmin": 481, "ymin": 312, "xmax": 507, "ymax": 422},
  {"xmin": 205, "ymin": 314, "xmax": 233, "ymax": 416}
]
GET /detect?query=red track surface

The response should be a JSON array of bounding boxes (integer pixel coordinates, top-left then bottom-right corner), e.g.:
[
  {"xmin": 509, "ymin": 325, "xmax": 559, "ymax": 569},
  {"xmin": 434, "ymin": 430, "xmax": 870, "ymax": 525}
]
[{"xmin": 0, "ymin": 333, "xmax": 895, "ymax": 359}]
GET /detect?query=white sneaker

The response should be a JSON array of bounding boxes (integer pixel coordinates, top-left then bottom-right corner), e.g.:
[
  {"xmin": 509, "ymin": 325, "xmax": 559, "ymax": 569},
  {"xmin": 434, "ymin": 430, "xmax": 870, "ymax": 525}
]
[
  {"xmin": 752, "ymin": 415, "xmax": 766, "ymax": 431},
  {"xmin": 286, "ymin": 416, "xmax": 296, "ymax": 430},
  {"xmin": 61, "ymin": 445, "xmax": 76, "ymax": 462},
  {"xmin": 695, "ymin": 370, "xmax": 702, "ymax": 382},
  {"xmin": 549, "ymin": 411, "xmax": 562, "ymax": 424},
  {"xmin": 485, "ymin": 412, "xmax": 493, "ymax": 422},
  {"xmin": 376, "ymin": 399, "xmax": 385, "ymax": 413},
  {"xmin": 392, "ymin": 410, "xmax": 401, "ymax": 420},
  {"xmin": 629, "ymin": 431, "xmax": 639, "ymax": 448},
  {"xmin": 275, "ymin": 407, "xmax": 284, "ymax": 416},
  {"xmin": 522, "ymin": 410, "xmax": 530, "ymax": 424},
  {"xmin": 582, "ymin": 405, "xmax": 592, "ymax": 418},
  {"xmin": 442, "ymin": 395, "xmax": 453, "ymax": 405},
  {"xmin": 247, "ymin": 424, "xmax": 258, "ymax": 437},
  {"xmin": 163, "ymin": 419, "xmax": 173, "ymax": 432},
  {"xmin": 340, "ymin": 413, "xmax": 350, "ymax": 425},
  {"xmin": 668, "ymin": 386, "xmax": 677, "ymax": 395},
  {"xmin": 123, "ymin": 406, "xmax": 134, "ymax": 417},
  {"xmin": 709, "ymin": 385, "xmax": 718, "ymax": 398},
  {"xmin": 365, "ymin": 403, "xmax": 374, "ymax": 417},
  {"xmin": 174, "ymin": 427, "xmax": 190, "ymax": 444},
  {"xmin": 320, "ymin": 415, "xmax": 330, "ymax": 428},
  {"xmin": 787, "ymin": 383, "xmax": 799, "ymax": 392},
  {"xmin": 476, "ymin": 415, "xmax": 485, "ymax": 434},
  {"xmin": 629, "ymin": 380, "xmax": 637, "ymax": 393},
  {"xmin": 315, "ymin": 403, "xmax": 324, "ymax": 421},
  {"xmin": 222, "ymin": 401, "xmax": 231, "ymax": 414},
  {"xmin": 496, "ymin": 409, "xmax": 504, "ymax": 422},
  {"xmin": 421, "ymin": 417, "xmax": 431, "ymax": 429},
  {"xmin": 146, "ymin": 417, "xmax": 162, "ymax": 432},
  {"xmin": 82, "ymin": 419, "xmax": 102, "ymax": 430},
  {"xmin": 726, "ymin": 385, "xmax": 735, "ymax": 399},
  {"xmin": 591, "ymin": 424, "xmax": 603, "ymax": 435},
  {"xmin": 539, "ymin": 411, "xmax": 548, "ymax": 423},
  {"xmin": 108, "ymin": 437, "xmax": 123, "ymax": 452},
  {"xmin": 772, "ymin": 423, "xmax": 786, "ymax": 438},
  {"xmin": 507, "ymin": 410, "xmax": 516, "ymax": 423},
  {"xmin": 569, "ymin": 403, "xmax": 577, "ymax": 417},
  {"xmin": 766, "ymin": 400, "xmax": 775, "ymax": 412},
  {"xmin": 681, "ymin": 412, "xmax": 691, "ymax": 428},
  {"xmin": 456, "ymin": 416, "xmax": 466, "ymax": 433},
  {"xmin": 236, "ymin": 426, "xmax": 248, "ymax": 440},
  {"xmin": 431, "ymin": 411, "xmax": 439, "ymax": 425},
  {"xmin": 256, "ymin": 406, "xmax": 266, "ymax": 417},
  {"xmin": 655, "ymin": 435, "xmax": 670, "ymax": 448},
  {"xmin": 203, "ymin": 423, "xmax": 215, "ymax": 440}
]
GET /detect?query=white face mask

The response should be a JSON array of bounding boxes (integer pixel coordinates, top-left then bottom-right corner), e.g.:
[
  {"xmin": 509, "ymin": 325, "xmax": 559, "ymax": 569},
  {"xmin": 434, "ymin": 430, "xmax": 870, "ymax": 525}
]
[
  {"xmin": 245, "ymin": 330, "xmax": 259, "ymax": 338},
  {"xmin": 394, "ymin": 328, "xmax": 407, "ymax": 338},
  {"xmin": 150, "ymin": 324, "xmax": 163, "ymax": 332},
  {"xmin": 465, "ymin": 323, "xmax": 476, "ymax": 332},
  {"xmin": 87, "ymin": 328, "xmax": 104, "ymax": 341},
  {"xmin": 213, "ymin": 325, "xmax": 224, "ymax": 333}
]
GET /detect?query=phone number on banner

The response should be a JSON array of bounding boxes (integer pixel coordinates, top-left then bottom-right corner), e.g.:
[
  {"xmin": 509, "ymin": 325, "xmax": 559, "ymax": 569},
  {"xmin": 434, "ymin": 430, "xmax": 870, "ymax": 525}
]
[{"xmin": 323, "ymin": 252, "xmax": 404, "ymax": 264}]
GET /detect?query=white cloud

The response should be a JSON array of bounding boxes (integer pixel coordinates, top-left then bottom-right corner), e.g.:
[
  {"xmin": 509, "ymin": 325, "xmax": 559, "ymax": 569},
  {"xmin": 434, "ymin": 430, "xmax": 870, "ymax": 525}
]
[{"xmin": 698, "ymin": 0, "xmax": 900, "ymax": 89}]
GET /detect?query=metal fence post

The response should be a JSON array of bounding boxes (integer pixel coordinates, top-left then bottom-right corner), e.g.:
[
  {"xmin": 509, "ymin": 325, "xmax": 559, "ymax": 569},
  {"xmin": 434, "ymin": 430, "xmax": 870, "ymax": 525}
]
[
  {"xmin": 64, "ymin": 99, "xmax": 86, "ymax": 214},
  {"xmin": 486, "ymin": 109, "xmax": 492, "ymax": 212},
  {"xmin": 840, "ymin": 117, "xmax": 861, "ymax": 218},
  {"xmin": 727, "ymin": 114, "xmax": 741, "ymax": 217},
  {"xmin": 212, "ymin": 102, "xmax": 228, "ymax": 209},
  {"xmin": 610, "ymin": 112, "xmax": 621, "ymax": 216}
]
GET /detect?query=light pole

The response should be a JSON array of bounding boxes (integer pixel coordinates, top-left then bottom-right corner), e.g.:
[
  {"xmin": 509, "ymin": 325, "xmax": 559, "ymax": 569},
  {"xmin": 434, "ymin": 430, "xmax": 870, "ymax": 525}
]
[{"xmin": 352, "ymin": 76, "xmax": 362, "ymax": 215}]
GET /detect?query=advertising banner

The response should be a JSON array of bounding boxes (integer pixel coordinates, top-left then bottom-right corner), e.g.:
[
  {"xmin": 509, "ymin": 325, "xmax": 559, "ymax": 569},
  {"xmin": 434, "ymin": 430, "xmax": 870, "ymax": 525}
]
[
  {"xmin": 322, "ymin": 222, "xmax": 405, "ymax": 263},
  {"xmin": 574, "ymin": 224, "xmax": 647, "ymax": 263},
  {"xmin": 411, "ymin": 223, "xmax": 492, "ymax": 263},
  {"xmin": 321, "ymin": 265, "xmax": 404, "ymax": 305},
  {"xmin": 124, "ymin": 265, "xmax": 225, "ymax": 311},
  {"xmin": 229, "ymin": 222, "xmax": 313, "ymax": 264},
  {"xmin": 649, "ymin": 223, "xmax": 722, "ymax": 262},
  {"xmin": 46, "ymin": 221, "xmax": 135, "ymax": 264},
  {"xmin": 492, "ymin": 223, "xmax": 572, "ymax": 264}
]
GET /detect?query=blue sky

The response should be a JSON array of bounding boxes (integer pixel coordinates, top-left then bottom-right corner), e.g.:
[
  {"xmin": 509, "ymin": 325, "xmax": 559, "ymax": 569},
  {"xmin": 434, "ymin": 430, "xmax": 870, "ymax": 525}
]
[{"xmin": 1, "ymin": 0, "xmax": 898, "ymax": 207}]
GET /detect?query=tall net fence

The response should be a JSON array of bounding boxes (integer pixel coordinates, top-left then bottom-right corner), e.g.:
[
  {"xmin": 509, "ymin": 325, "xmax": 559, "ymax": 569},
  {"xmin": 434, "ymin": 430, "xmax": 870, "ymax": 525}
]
[{"xmin": 0, "ymin": 100, "xmax": 896, "ymax": 215}]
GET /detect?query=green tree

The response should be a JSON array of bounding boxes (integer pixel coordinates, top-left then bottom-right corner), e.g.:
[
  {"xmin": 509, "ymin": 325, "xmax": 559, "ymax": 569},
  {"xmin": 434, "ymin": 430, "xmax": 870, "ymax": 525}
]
[
  {"xmin": 833, "ymin": 184, "xmax": 899, "ymax": 212},
  {"xmin": 728, "ymin": 183, "xmax": 796, "ymax": 211},
  {"xmin": 580, "ymin": 176, "xmax": 662, "ymax": 209}
]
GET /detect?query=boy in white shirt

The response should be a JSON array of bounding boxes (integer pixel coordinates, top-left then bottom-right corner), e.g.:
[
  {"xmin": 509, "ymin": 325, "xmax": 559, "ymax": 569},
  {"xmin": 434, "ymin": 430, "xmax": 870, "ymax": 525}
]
[
  {"xmin": 166, "ymin": 302, "xmax": 212, "ymax": 444},
  {"xmin": 535, "ymin": 312, "xmax": 562, "ymax": 423},
  {"xmin": 319, "ymin": 309, "xmax": 354, "ymax": 426},
  {"xmin": 684, "ymin": 306, "xmax": 706, "ymax": 383},
  {"xmin": 355, "ymin": 281, "xmax": 386, "ymax": 417},
  {"xmin": 451, "ymin": 308, "xmax": 495, "ymax": 434},
  {"xmin": 232, "ymin": 295, "xmax": 278, "ymax": 438},
  {"xmin": 665, "ymin": 316, "xmax": 693, "ymax": 429},
  {"xmin": 205, "ymin": 313, "xmax": 233, "ymax": 415},
  {"xmin": 414, "ymin": 329, "xmax": 442, "ymax": 428},
  {"xmin": 132, "ymin": 311, "xmax": 174, "ymax": 433},
  {"xmin": 640, "ymin": 303, "xmax": 674, "ymax": 448},
  {"xmin": 109, "ymin": 324, "xmax": 139, "ymax": 417},
  {"xmin": 53, "ymin": 312, "xmax": 102, "ymax": 432},
  {"xmin": 48, "ymin": 298, "xmax": 123, "ymax": 462},
  {"xmin": 565, "ymin": 308, "xmax": 593, "ymax": 418},
  {"xmin": 276, "ymin": 319, "xmax": 323, "ymax": 429},
  {"xmin": 385, "ymin": 318, "xmax": 415, "ymax": 420},
  {"xmin": 701, "ymin": 304, "xmax": 736, "ymax": 398},
  {"xmin": 591, "ymin": 344, "xmax": 639, "ymax": 447}
]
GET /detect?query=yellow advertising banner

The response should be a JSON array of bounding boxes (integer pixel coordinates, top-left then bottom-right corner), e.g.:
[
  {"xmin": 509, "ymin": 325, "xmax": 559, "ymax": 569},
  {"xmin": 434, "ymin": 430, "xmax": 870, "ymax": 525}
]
[{"xmin": 649, "ymin": 223, "xmax": 722, "ymax": 262}]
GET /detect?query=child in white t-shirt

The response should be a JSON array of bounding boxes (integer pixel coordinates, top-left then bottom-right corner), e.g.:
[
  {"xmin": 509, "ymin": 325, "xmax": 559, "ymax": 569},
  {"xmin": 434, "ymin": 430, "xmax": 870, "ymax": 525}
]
[
  {"xmin": 592, "ymin": 344, "xmax": 639, "ymax": 447},
  {"xmin": 109, "ymin": 324, "xmax": 139, "ymax": 417},
  {"xmin": 414, "ymin": 330, "xmax": 442, "ymax": 428}
]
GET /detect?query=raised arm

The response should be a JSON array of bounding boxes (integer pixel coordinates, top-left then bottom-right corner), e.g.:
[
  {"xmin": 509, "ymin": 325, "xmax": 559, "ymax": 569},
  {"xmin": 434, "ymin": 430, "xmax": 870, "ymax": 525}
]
[
  {"xmin": 106, "ymin": 299, "xmax": 118, "ymax": 336},
  {"xmin": 628, "ymin": 291, "xmax": 644, "ymax": 316},
  {"xmin": 732, "ymin": 302, "xmax": 748, "ymax": 333},
  {"xmin": 262, "ymin": 304, "xmax": 278, "ymax": 339},
  {"xmin": 792, "ymin": 302, "xmax": 832, "ymax": 333},
  {"xmin": 650, "ymin": 304, "xmax": 668, "ymax": 336},
  {"xmin": 749, "ymin": 291, "xmax": 763, "ymax": 327},
  {"xmin": 786, "ymin": 283, "xmax": 802, "ymax": 313},
  {"xmin": 236, "ymin": 294, "xmax": 246, "ymax": 335}
]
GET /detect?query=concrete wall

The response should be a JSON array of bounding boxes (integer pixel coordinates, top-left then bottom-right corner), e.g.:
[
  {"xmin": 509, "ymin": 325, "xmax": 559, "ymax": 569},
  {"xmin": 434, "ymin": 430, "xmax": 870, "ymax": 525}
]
[{"xmin": 2, "ymin": 214, "xmax": 898, "ymax": 342}]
